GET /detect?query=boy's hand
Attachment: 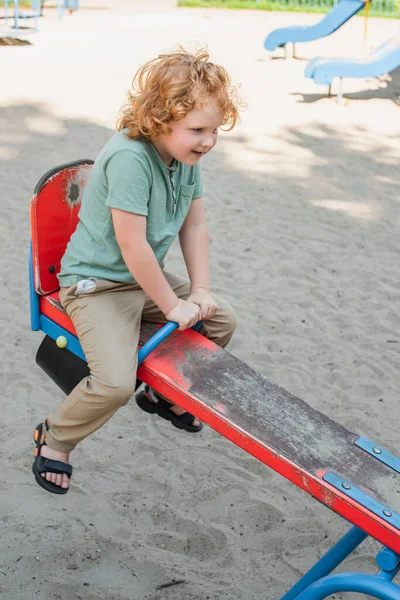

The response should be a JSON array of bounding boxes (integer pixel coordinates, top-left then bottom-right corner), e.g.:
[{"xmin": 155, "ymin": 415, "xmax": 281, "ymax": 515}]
[
  {"xmin": 166, "ymin": 299, "xmax": 202, "ymax": 331},
  {"xmin": 187, "ymin": 288, "xmax": 218, "ymax": 320}
]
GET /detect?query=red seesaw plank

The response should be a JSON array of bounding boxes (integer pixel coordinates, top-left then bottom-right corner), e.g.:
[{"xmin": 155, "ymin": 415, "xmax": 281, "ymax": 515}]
[{"xmin": 138, "ymin": 323, "xmax": 400, "ymax": 555}]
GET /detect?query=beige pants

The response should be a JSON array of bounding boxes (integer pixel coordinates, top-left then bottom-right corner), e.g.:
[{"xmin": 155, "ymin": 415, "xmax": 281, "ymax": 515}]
[{"xmin": 45, "ymin": 273, "xmax": 236, "ymax": 453}]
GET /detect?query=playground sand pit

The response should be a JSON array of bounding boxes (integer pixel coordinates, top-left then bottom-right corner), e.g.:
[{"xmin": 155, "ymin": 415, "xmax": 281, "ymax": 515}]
[{"xmin": 0, "ymin": 1, "xmax": 399, "ymax": 598}]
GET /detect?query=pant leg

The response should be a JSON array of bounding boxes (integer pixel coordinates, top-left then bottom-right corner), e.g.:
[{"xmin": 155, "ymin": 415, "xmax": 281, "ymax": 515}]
[
  {"xmin": 45, "ymin": 280, "xmax": 145, "ymax": 453},
  {"xmin": 142, "ymin": 272, "xmax": 237, "ymax": 349}
]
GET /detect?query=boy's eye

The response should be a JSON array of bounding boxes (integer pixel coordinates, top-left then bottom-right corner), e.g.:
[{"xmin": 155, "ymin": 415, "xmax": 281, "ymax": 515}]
[{"xmin": 191, "ymin": 128, "xmax": 219, "ymax": 134}]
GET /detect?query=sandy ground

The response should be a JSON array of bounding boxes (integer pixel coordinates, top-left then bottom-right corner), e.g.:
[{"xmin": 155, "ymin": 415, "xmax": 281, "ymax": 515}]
[{"xmin": 0, "ymin": 2, "xmax": 399, "ymax": 599}]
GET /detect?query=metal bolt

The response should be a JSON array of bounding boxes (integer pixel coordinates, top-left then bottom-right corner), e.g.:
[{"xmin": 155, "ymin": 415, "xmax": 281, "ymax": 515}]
[
  {"xmin": 373, "ymin": 447, "xmax": 382, "ymax": 454},
  {"xmin": 342, "ymin": 482, "xmax": 351, "ymax": 490},
  {"xmin": 383, "ymin": 509, "xmax": 392, "ymax": 518}
]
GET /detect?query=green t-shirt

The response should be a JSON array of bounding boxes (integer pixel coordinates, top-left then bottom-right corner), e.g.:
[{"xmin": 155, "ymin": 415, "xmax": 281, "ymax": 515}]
[{"xmin": 58, "ymin": 130, "xmax": 203, "ymax": 287}]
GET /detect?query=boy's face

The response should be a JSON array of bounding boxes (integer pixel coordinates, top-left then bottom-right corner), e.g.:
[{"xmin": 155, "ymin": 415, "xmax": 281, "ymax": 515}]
[{"xmin": 153, "ymin": 97, "xmax": 224, "ymax": 167}]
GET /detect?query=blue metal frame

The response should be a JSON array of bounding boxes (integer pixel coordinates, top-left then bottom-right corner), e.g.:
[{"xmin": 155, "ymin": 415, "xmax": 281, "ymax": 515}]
[
  {"xmin": 29, "ymin": 242, "xmax": 40, "ymax": 331},
  {"xmin": 377, "ymin": 548, "xmax": 400, "ymax": 573},
  {"xmin": 281, "ymin": 527, "xmax": 368, "ymax": 600},
  {"xmin": 281, "ymin": 526, "xmax": 400, "ymax": 599},
  {"xmin": 138, "ymin": 321, "xmax": 178, "ymax": 365},
  {"xmin": 323, "ymin": 471, "xmax": 400, "ymax": 530},
  {"xmin": 295, "ymin": 572, "xmax": 400, "ymax": 600},
  {"xmin": 355, "ymin": 437, "xmax": 400, "ymax": 474}
]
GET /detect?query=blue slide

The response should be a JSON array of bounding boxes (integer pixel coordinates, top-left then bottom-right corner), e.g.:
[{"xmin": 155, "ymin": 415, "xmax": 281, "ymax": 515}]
[
  {"xmin": 264, "ymin": 0, "xmax": 364, "ymax": 51},
  {"xmin": 305, "ymin": 32, "xmax": 400, "ymax": 84}
]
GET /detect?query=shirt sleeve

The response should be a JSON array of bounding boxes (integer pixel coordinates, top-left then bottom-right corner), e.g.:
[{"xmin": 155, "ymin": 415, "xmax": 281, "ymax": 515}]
[
  {"xmin": 193, "ymin": 162, "xmax": 204, "ymax": 199},
  {"xmin": 105, "ymin": 150, "xmax": 152, "ymax": 215}
]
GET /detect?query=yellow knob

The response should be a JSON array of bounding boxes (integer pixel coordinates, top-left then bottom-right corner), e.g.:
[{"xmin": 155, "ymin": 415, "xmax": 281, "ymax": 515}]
[{"xmin": 56, "ymin": 335, "xmax": 68, "ymax": 349}]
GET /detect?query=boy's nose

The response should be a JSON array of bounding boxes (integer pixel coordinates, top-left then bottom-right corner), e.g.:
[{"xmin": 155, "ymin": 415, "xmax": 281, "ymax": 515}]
[{"xmin": 201, "ymin": 136, "xmax": 215, "ymax": 150}]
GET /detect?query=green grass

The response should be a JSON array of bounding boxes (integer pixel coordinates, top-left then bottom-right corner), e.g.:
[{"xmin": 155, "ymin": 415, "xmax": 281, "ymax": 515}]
[{"xmin": 177, "ymin": 0, "xmax": 400, "ymax": 18}]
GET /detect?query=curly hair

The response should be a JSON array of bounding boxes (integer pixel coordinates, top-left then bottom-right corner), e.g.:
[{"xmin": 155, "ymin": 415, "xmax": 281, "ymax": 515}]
[{"xmin": 117, "ymin": 48, "xmax": 242, "ymax": 140}]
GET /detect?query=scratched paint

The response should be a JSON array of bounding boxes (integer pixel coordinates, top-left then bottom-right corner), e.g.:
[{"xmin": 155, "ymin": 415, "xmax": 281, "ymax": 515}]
[
  {"xmin": 46, "ymin": 296, "xmax": 64, "ymax": 312},
  {"xmin": 141, "ymin": 330, "xmax": 398, "ymax": 514},
  {"xmin": 63, "ymin": 166, "xmax": 91, "ymax": 209}
]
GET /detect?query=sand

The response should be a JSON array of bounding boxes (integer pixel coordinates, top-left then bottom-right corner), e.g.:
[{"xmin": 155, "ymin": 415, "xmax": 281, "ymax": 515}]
[{"xmin": 0, "ymin": 2, "xmax": 399, "ymax": 598}]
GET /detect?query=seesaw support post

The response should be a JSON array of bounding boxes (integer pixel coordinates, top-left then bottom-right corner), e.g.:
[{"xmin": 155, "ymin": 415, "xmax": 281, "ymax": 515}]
[{"xmin": 281, "ymin": 526, "xmax": 367, "ymax": 600}]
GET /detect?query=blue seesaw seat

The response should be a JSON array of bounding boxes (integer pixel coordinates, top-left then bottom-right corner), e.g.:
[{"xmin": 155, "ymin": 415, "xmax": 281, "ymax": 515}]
[
  {"xmin": 305, "ymin": 31, "xmax": 400, "ymax": 85},
  {"xmin": 264, "ymin": 0, "xmax": 364, "ymax": 52}
]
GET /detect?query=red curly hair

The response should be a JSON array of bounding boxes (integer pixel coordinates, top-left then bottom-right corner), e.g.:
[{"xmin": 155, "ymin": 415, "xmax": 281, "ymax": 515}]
[{"xmin": 117, "ymin": 48, "xmax": 241, "ymax": 140}]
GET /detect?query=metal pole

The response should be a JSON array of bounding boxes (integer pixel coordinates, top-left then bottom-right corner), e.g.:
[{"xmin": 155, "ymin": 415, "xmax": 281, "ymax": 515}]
[
  {"xmin": 281, "ymin": 527, "xmax": 368, "ymax": 600},
  {"xmin": 13, "ymin": 0, "xmax": 19, "ymax": 31},
  {"xmin": 138, "ymin": 322, "xmax": 178, "ymax": 366},
  {"xmin": 294, "ymin": 572, "xmax": 400, "ymax": 600},
  {"xmin": 336, "ymin": 78, "xmax": 343, "ymax": 104}
]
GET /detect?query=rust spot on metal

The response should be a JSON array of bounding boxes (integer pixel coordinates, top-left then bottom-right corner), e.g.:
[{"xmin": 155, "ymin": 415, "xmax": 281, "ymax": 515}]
[
  {"xmin": 62, "ymin": 166, "xmax": 92, "ymax": 209},
  {"xmin": 68, "ymin": 182, "xmax": 80, "ymax": 205}
]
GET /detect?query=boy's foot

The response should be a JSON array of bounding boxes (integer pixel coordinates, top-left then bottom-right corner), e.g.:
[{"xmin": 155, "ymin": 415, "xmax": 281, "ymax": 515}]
[
  {"xmin": 136, "ymin": 386, "xmax": 203, "ymax": 433},
  {"xmin": 32, "ymin": 422, "xmax": 73, "ymax": 494},
  {"xmin": 39, "ymin": 445, "xmax": 71, "ymax": 490},
  {"xmin": 167, "ymin": 402, "xmax": 201, "ymax": 428}
]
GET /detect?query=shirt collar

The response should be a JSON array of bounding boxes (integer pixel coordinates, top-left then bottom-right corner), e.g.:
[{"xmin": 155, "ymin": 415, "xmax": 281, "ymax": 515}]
[{"xmin": 148, "ymin": 141, "xmax": 177, "ymax": 173}]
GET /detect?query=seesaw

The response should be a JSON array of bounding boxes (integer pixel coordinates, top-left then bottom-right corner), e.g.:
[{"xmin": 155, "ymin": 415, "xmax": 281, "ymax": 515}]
[{"xmin": 30, "ymin": 160, "xmax": 400, "ymax": 599}]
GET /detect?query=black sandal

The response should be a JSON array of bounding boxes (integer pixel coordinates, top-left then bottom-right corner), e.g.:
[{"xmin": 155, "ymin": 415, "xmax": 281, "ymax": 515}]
[
  {"xmin": 136, "ymin": 386, "xmax": 203, "ymax": 433},
  {"xmin": 32, "ymin": 422, "xmax": 73, "ymax": 495}
]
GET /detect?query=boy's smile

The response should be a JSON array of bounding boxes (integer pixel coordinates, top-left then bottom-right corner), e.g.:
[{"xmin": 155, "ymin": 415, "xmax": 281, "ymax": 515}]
[{"xmin": 153, "ymin": 97, "xmax": 224, "ymax": 167}]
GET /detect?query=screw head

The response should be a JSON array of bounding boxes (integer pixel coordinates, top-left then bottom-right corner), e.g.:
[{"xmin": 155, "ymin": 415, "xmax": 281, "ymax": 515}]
[
  {"xmin": 342, "ymin": 482, "xmax": 351, "ymax": 490},
  {"xmin": 373, "ymin": 447, "xmax": 382, "ymax": 454},
  {"xmin": 383, "ymin": 509, "xmax": 392, "ymax": 518}
]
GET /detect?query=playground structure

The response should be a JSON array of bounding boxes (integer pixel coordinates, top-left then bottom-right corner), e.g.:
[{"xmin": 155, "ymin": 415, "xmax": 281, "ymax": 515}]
[
  {"xmin": 0, "ymin": 0, "xmax": 78, "ymax": 38},
  {"xmin": 305, "ymin": 30, "xmax": 400, "ymax": 100},
  {"xmin": 29, "ymin": 160, "xmax": 400, "ymax": 599},
  {"xmin": 264, "ymin": 0, "xmax": 365, "ymax": 58},
  {"xmin": 265, "ymin": 2, "xmax": 400, "ymax": 98}
]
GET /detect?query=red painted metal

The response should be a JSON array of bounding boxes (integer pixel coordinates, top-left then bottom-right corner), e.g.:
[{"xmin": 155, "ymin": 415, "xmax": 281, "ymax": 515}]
[
  {"xmin": 138, "ymin": 341, "xmax": 400, "ymax": 555},
  {"xmin": 31, "ymin": 161, "xmax": 93, "ymax": 295},
  {"xmin": 40, "ymin": 293, "xmax": 75, "ymax": 333}
]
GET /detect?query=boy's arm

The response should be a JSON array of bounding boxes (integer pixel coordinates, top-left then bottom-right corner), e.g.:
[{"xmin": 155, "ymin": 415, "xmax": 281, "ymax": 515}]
[
  {"xmin": 111, "ymin": 209, "xmax": 178, "ymax": 315},
  {"xmin": 112, "ymin": 208, "xmax": 201, "ymax": 330},
  {"xmin": 179, "ymin": 198, "xmax": 218, "ymax": 320},
  {"xmin": 178, "ymin": 197, "xmax": 210, "ymax": 292}
]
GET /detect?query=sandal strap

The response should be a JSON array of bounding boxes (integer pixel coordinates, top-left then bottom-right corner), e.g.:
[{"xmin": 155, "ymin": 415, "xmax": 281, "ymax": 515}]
[
  {"xmin": 155, "ymin": 398, "xmax": 197, "ymax": 426},
  {"xmin": 175, "ymin": 412, "xmax": 196, "ymax": 426},
  {"xmin": 142, "ymin": 388, "xmax": 201, "ymax": 430},
  {"xmin": 36, "ymin": 456, "xmax": 73, "ymax": 477}
]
